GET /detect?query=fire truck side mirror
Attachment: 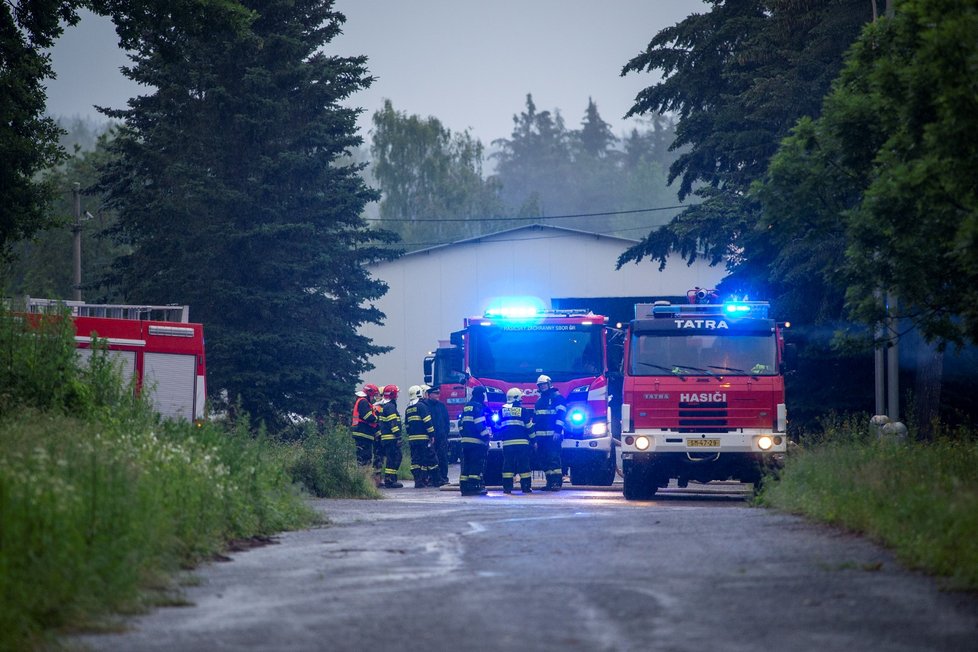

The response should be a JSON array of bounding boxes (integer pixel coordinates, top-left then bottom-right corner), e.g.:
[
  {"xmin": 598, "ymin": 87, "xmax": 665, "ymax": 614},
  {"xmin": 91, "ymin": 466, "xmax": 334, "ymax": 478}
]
[
  {"xmin": 450, "ymin": 330, "xmax": 464, "ymax": 347},
  {"xmin": 423, "ymin": 356, "xmax": 434, "ymax": 385},
  {"xmin": 782, "ymin": 343, "xmax": 798, "ymax": 373}
]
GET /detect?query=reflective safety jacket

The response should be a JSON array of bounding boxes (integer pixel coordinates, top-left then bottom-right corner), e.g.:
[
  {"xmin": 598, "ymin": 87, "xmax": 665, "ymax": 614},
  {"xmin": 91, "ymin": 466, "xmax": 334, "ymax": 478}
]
[
  {"xmin": 497, "ymin": 402, "xmax": 534, "ymax": 446},
  {"xmin": 378, "ymin": 400, "xmax": 402, "ymax": 441},
  {"xmin": 532, "ymin": 388, "xmax": 566, "ymax": 438},
  {"xmin": 351, "ymin": 396, "xmax": 379, "ymax": 440},
  {"xmin": 405, "ymin": 400, "xmax": 435, "ymax": 442},
  {"xmin": 458, "ymin": 399, "xmax": 492, "ymax": 445}
]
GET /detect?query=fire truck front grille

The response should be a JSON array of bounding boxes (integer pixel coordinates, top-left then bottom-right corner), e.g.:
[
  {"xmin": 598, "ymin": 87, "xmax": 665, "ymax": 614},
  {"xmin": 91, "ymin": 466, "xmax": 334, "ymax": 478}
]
[{"xmin": 678, "ymin": 401, "xmax": 728, "ymax": 433}]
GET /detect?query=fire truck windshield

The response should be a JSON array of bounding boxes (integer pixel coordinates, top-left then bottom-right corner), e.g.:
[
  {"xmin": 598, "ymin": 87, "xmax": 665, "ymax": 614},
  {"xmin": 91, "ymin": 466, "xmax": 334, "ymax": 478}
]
[
  {"xmin": 629, "ymin": 332, "xmax": 777, "ymax": 377},
  {"xmin": 469, "ymin": 324, "xmax": 603, "ymax": 383}
]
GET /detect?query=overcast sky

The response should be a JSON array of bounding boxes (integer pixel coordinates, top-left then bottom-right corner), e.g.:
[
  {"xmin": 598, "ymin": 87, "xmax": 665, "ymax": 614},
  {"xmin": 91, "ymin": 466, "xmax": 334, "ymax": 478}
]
[{"xmin": 45, "ymin": 1, "xmax": 706, "ymax": 146}]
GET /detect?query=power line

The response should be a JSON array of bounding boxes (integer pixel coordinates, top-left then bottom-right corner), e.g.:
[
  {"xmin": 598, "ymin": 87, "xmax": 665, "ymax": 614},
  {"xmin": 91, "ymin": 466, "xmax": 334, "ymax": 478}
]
[
  {"xmin": 365, "ymin": 204, "xmax": 687, "ymax": 223},
  {"xmin": 381, "ymin": 222, "xmax": 668, "ymax": 249}
]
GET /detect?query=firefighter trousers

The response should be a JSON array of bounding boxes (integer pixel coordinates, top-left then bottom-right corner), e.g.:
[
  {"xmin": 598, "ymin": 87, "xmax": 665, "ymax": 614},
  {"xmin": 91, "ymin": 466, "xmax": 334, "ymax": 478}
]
[
  {"xmin": 502, "ymin": 443, "xmax": 532, "ymax": 492},
  {"xmin": 433, "ymin": 432, "xmax": 450, "ymax": 484},
  {"xmin": 535, "ymin": 436, "xmax": 563, "ymax": 487},
  {"xmin": 380, "ymin": 438, "xmax": 402, "ymax": 486},
  {"xmin": 409, "ymin": 439, "xmax": 437, "ymax": 486},
  {"xmin": 459, "ymin": 442, "xmax": 488, "ymax": 495},
  {"xmin": 352, "ymin": 434, "xmax": 374, "ymax": 466}
]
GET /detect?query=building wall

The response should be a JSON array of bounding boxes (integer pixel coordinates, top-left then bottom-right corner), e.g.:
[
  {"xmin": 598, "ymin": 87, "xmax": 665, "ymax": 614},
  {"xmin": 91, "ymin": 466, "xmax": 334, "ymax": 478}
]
[{"xmin": 359, "ymin": 227, "xmax": 725, "ymax": 393}]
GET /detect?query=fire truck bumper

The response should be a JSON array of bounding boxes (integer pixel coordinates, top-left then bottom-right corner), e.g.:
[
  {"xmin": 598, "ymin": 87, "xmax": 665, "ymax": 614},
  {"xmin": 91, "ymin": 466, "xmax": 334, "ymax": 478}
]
[{"xmin": 620, "ymin": 430, "xmax": 787, "ymax": 455}]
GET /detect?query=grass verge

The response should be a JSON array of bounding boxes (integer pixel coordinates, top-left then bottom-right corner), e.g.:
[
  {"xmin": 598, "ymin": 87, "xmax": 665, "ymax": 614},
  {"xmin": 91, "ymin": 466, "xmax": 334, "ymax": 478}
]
[{"xmin": 758, "ymin": 434, "xmax": 978, "ymax": 590}]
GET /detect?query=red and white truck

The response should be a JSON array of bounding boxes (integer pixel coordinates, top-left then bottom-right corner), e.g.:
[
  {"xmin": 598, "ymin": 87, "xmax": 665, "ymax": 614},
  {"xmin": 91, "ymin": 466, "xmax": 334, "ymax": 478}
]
[
  {"xmin": 618, "ymin": 293, "xmax": 792, "ymax": 499},
  {"xmin": 424, "ymin": 304, "xmax": 617, "ymax": 485},
  {"xmin": 25, "ymin": 299, "xmax": 207, "ymax": 422}
]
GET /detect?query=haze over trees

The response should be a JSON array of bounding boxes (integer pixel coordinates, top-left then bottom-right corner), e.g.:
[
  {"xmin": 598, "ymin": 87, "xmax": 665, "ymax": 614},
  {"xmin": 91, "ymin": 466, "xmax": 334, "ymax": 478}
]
[{"xmin": 369, "ymin": 94, "xmax": 683, "ymax": 249}]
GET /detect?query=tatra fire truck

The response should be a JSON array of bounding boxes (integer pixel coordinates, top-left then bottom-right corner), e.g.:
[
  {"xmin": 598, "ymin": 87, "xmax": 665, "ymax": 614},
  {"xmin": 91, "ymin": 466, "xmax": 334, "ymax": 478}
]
[
  {"xmin": 25, "ymin": 299, "xmax": 207, "ymax": 422},
  {"xmin": 424, "ymin": 305, "xmax": 616, "ymax": 485},
  {"xmin": 618, "ymin": 293, "xmax": 791, "ymax": 500}
]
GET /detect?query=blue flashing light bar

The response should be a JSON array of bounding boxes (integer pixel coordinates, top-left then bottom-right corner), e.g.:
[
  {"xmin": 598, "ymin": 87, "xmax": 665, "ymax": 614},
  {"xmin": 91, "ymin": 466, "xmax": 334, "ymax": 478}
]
[{"xmin": 484, "ymin": 305, "xmax": 539, "ymax": 319}]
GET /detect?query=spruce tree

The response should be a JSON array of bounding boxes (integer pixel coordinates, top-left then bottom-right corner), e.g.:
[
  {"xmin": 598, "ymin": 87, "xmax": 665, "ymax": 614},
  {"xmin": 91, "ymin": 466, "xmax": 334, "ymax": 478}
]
[{"xmin": 97, "ymin": 0, "xmax": 396, "ymax": 425}]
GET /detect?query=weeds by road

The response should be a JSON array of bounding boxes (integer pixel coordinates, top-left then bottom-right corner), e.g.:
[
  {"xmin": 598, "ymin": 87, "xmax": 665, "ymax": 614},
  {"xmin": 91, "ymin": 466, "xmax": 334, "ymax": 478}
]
[
  {"xmin": 0, "ymin": 305, "xmax": 375, "ymax": 650},
  {"xmin": 759, "ymin": 419, "xmax": 978, "ymax": 590}
]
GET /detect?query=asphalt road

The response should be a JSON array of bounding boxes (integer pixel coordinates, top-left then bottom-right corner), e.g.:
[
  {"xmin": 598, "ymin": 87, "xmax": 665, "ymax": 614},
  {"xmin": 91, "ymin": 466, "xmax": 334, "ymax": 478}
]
[{"xmin": 76, "ymin": 473, "xmax": 978, "ymax": 652}]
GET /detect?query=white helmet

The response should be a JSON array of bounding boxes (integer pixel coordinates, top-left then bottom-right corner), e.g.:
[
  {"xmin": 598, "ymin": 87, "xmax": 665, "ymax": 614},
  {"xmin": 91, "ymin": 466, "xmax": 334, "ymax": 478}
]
[
  {"xmin": 506, "ymin": 387, "xmax": 522, "ymax": 403},
  {"xmin": 420, "ymin": 384, "xmax": 431, "ymax": 397},
  {"xmin": 408, "ymin": 385, "xmax": 424, "ymax": 402},
  {"xmin": 536, "ymin": 374, "xmax": 552, "ymax": 387}
]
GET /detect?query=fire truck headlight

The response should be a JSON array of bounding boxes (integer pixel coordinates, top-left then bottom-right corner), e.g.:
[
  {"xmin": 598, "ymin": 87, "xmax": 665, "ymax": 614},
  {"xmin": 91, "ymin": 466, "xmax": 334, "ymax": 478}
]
[
  {"xmin": 635, "ymin": 436, "xmax": 651, "ymax": 451},
  {"xmin": 756, "ymin": 435, "xmax": 774, "ymax": 451},
  {"xmin": 567, "ymin": 408, "xmax": 587, "ymax": 426},
  {"xmin": 589, "ymin": 421, "xmax": 607, "ymax": 436}
]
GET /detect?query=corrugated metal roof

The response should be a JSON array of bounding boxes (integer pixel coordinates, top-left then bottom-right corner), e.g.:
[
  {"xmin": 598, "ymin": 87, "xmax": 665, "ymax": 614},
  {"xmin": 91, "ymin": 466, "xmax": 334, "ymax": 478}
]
[{"xmin": 393, "ymin": 223, "xmax": 641, "ymax": 259}]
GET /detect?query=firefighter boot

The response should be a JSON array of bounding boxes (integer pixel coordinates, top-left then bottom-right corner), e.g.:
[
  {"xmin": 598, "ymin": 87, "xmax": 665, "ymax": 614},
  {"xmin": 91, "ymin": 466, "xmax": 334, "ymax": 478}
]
[
  {"xmin": 384, "ymin": 474, "xmax": 403, "ymax": 489},
  {"xmin": 414, "ymin": 469, "xmax": 429, "ymax": 489},
  {"xmin": 521, "ymin": 477, "xmax": 533, "ymax": 494},
  {"xmin": 502, "ymin": 477, "xmax": 513, "ymax": 494}
]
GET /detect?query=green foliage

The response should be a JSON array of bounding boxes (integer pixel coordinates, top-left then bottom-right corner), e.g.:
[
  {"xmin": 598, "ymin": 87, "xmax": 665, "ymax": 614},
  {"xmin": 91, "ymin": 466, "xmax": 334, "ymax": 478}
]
[
  {"xmin": 4, "ymin": 127, "xmax": 128, "ymax": 301},
  {"xmin": 618, "ymin": 0, "xmax": 871, "ymax": 312},
  {"xmin": 95, "ymin": 1, "xmax": 397, "ymax": 425},
  {"xmin": 0, "ymin": 303, "xmax": 316, "ymax": 651},
  {"xmin": 759, "ymin": 433, "xmax": 978, "ymax": 590},
  {"xmin": 370, "ymin": 99, "xmax": 507, "ymax": 247},
  {"xmin": 0, "ymin": 2, "xmax": 84, "ymax": 263},
  {"xmin": 286, "ymin": 419, "xmax": 380, "ymax": 498}
]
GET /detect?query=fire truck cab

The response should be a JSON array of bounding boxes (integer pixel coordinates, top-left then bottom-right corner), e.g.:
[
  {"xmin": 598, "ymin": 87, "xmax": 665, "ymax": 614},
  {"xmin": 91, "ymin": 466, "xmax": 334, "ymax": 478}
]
[
  {"xmin": 425, "ymin": 304, "xmax": 617, "ymax": 486},
  {"xmin": 618, "ymin": 293, "xmax": 791, "ymax": 499}
]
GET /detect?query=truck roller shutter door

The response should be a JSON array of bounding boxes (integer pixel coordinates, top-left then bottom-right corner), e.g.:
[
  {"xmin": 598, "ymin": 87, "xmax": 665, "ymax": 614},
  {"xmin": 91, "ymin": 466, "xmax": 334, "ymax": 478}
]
[
  {"xmin": 76, "ymin": 349, "xmax": 137, "ymax": 389},
  {"xmin": 143, "ymin": 353, "xmax": 196, "ymax": 420}
]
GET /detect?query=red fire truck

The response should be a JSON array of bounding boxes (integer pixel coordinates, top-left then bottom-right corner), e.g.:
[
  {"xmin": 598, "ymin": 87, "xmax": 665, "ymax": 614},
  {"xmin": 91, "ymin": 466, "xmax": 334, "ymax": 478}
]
[
  {"xmin": 424, "ymin": 304, "xmax": 616, "ymax": 485},
  {"xmin": 618, "ymin": 292, "xmax": 792, "ymax": 499},
  {"xmin": 26, "ymin": 299, "xmax": 207, "ymax": 422}
]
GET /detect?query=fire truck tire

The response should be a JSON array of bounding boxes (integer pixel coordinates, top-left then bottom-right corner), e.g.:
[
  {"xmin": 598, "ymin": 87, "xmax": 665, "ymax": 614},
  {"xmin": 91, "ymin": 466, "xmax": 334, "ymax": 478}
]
[
  {"xmin": 591, "ymin": 453, "xmax": 616, "ymax": 486},
  {"xmin": 622, "ymin": 460, "xmax": 656, "ymax": 500},
  {"xmin": 569, "ymin": 464, "xmax": 591, "ymax": 486}
]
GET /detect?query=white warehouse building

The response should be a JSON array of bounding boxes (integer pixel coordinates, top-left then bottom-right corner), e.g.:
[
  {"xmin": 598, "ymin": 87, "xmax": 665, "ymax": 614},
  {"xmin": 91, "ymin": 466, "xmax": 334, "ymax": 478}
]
[{"xmin": 359, "ymin": 224, "xmax": 726, "ymax": 394}]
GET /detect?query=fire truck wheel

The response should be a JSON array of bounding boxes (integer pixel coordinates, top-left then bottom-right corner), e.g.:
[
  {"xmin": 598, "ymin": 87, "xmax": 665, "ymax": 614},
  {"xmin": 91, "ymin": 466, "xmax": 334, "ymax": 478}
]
[
  {"xmin": 591, "ymin": 452, "xmax": 617, "ymax": 486},
  {"xmin": 622, "ymin": 460, "xmax": 656, "ymax": 500},
  {"xmin": 569, "ymin": 464, "xmax": 591, "ymax": 486}
]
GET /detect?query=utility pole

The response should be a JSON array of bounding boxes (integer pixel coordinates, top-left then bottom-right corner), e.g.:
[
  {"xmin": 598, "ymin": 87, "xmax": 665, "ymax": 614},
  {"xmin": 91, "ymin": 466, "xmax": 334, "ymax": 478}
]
[{"xmin": 72, "ymin": 182, "xmax": 82, "ymax": 301}]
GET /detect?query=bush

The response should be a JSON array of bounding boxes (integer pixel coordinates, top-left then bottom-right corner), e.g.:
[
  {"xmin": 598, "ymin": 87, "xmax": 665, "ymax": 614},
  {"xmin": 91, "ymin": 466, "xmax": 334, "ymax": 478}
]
[{"xmin": 287, "ymin": 420, "xmax": 380, "ymax": 499}]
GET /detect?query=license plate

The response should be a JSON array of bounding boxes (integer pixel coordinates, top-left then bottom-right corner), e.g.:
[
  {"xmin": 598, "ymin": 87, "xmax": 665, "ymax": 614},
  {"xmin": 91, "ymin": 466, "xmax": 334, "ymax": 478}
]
[
  {"xmin": 687, "ymin": 438, "xmax": 720, "ymax": 447},
  {"xmin": 446, "ymin": 397, "xmax": 467, "ymax": 404}
]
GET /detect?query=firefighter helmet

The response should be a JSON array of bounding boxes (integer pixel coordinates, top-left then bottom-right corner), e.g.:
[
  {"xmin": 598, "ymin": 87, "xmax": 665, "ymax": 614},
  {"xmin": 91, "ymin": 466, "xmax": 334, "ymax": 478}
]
[
  {"xmin": 536, "ymin": 374, "xmax": 552, "ymax": 389},
  {"xmin": 420, "ymin": 384, "xmax": 432, "ymax": 397},
  {"xmin": 408, "ymin": 385, "xmax": 424, "ymax": 402},
  {"xmin": 382, "ymin": 384, "xmax": 399, "ymax": 400},
  {"xmin": 363, "ymin": 383, "xmax": 380, "ymax": 399},
  {"xmin": 506, "ymin": 387, "xmax": 522, "ymax": 404}
]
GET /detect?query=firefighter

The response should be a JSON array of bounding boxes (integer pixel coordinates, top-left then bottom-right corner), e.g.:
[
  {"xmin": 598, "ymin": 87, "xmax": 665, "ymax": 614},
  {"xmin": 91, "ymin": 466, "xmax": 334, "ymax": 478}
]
[
  {"xmin": 533, "ymin": 374, "xmax": 566, "ymax": 491},
  {"xmin": 377, "ymin": 384, "xmax": 404, "ymax": 488},
  {"xmin": 458, "ymin": 386, "xmax": 492, "ymax": 495},
  {"xmin": 351, "ymin": 383, "xmax": 380, "ymax": 469},
  {"xmin": 405, "ymin": 385, "xmax": 440, "ymax": 488},
  {"xmin": 423, "ymin": 385, "xmax": 451, "ymax": 486},
  {"xmin": 499, "ymin": 387, "xmax": 535, "ymax": 494}
]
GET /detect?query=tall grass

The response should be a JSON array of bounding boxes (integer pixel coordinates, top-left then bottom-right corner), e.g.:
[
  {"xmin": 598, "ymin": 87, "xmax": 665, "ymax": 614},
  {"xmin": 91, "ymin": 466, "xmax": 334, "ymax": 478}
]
[
  {"xmin": 286, "ymin": 420, "xmax": 380, "ymax": 498},
  {"xmin": 759, "ymin": 419, "xmax": 978, "ymax": 589},
  {"xmin": 0, "ymin": 307, "xmax": 320, "ymax": 650}
]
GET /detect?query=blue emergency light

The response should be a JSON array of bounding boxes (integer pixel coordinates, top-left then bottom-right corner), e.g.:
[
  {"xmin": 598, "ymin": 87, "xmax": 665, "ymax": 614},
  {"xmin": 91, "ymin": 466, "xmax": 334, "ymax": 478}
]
[{"xmin": 567, "ymin": 408, "xmax": 587, "ymax": 426}]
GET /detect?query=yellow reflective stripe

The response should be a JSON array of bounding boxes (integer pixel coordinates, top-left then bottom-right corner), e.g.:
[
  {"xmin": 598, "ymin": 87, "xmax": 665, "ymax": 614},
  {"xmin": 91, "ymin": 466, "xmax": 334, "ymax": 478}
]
[
  {"xmin": 352, "ymin": 432, "xmax": 375, "ymax": 441},
  {"xmin": 502, "ymin": 439, "xmax": 530, "ymax": 446},
  {"xmin": 460, "ymin": 437, "xmax": 487, "ymax": 444},
  {"xmin": 408, "ymin": 434, "xmax": 430, "ymax": 441}
]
